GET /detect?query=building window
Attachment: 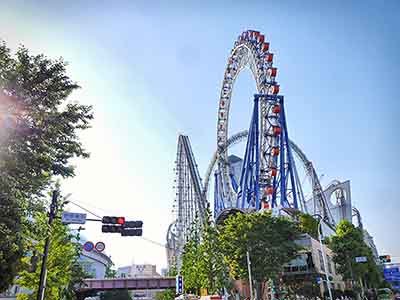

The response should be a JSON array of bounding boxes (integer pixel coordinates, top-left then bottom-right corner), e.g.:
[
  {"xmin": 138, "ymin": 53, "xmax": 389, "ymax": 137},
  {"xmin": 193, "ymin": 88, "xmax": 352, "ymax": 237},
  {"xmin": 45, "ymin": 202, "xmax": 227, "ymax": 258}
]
[
  {"xmin": 318, "ymin": 250, "xmax": 325, "ymax": 272},
  {"xmin": 327, "ymin": 256, "xmax": 333, "ymax": 274}
]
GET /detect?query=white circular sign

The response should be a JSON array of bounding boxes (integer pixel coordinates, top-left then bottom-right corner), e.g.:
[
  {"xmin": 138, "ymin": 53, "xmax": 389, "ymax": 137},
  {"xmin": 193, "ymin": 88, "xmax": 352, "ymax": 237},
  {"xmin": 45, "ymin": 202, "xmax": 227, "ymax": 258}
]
[{"xmin": 95, "ymin": 241, "xmax": 106, "ymax": 252}]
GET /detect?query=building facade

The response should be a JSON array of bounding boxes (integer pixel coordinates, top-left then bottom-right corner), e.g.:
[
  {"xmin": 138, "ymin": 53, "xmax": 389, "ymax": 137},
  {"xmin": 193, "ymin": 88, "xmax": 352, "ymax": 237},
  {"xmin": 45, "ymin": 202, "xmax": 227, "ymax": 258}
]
[
  {"xmin": 80, "ymin": 247, "xmax": 113, "ymax": 279},
  {"xmin": 116, "ymin": 264, "xmax": 162, "ymax": 300},
  {"xmin": 283, "ymin": 234, "xmax": 345, "ymax": 296},
  {"xmin": 117, "ymin": 264, "xmax": 161, "ymax": 278}
]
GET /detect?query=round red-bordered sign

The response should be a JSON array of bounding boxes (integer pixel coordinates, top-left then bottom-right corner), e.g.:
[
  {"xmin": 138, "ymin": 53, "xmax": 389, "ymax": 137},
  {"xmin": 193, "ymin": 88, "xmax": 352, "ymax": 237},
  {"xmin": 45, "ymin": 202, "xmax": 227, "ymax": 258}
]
[{"xmin": 95, "ymin": 241, "xmax": 106, "ymax": 252}]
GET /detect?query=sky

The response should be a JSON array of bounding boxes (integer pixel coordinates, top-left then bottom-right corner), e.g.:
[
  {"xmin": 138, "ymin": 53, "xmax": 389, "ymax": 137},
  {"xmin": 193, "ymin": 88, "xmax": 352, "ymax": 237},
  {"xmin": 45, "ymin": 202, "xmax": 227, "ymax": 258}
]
[{"xmin": 1, "ymin": 0, "xmax": 399, "ymax": 271}]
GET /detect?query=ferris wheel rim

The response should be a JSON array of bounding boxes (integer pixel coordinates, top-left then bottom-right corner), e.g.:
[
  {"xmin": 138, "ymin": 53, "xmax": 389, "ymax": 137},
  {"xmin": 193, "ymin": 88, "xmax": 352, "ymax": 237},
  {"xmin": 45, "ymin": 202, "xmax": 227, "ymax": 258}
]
[{"xmin": 216, "ymin": 30, "xmax": 279, "ymax": 199}]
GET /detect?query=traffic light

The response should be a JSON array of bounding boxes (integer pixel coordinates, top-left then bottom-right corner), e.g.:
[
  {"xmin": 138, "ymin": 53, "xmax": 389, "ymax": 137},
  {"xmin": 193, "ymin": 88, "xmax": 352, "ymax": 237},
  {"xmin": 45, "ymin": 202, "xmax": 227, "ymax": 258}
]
[
  {"xmin": 125, "ymin": 221, "xmax": 143, "ymax": 228},
  {"xmin": 102, "ymin": 216, "xmax": 125, "ymax": 233},
  {"xmin": 102, "ymin": 224, "xmax": 123, "ymax": 233},
  {"xmin": 121, "ymin": 228, "xmax": 143, "ymax": 236},
  {"xmin": 379, "ymin": 255, "xmax": 391, "ymax": 263},
  {"xmin": 102, "ymin": 216, "xmax": 125, "ymax": 225},
  {"xmin": 101, "ymin": 216, "xmax": 143, "ymax": 236}
]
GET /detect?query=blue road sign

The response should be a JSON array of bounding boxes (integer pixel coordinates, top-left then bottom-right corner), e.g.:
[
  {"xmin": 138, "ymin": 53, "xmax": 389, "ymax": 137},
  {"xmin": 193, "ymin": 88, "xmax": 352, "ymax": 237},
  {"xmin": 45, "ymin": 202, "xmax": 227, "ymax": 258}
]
[
  {"xmin": 316, "ymin": 277, "xmax": 322, "ymax": 284},
  {"xmin": 384, "ymin": 268, "xmax": 399, "ymax": 274},
  {"xmin": 176, "ymin": 275, "xmax": 183, "ymax": 294},
  {"xmin": 83, "ymin": 241, "xmax": 94, "ymax": 252}
]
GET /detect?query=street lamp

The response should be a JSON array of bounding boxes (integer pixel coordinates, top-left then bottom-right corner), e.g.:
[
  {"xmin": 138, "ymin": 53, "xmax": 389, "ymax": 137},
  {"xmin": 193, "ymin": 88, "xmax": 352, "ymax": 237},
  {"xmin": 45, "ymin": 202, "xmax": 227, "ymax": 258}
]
[{"xmin": 313, "ymin": 214, "xmax": 333, "ymax": 300}]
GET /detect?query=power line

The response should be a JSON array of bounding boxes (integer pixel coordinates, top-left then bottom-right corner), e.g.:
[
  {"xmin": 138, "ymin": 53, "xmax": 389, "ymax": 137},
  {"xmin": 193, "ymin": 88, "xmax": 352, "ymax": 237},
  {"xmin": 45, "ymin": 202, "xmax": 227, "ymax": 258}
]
[
  {"xmin": 140, "ymin": 236, "xmax": 175, "ymax": 251},
  {"xmin": 66, "ymin": 199, "xmax": 175, "ymax": 250},
  {"xmin": 67, "ymin": 200, "xmax": 102, "ymax": 219}
]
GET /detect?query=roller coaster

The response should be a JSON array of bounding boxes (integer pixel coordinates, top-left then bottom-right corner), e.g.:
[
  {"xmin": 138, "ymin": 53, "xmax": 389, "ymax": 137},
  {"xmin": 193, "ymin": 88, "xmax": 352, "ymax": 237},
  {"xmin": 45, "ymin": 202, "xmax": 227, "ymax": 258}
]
[{"xmin": 166, "ymin": 30, "xmax": 354, "ymax": 268}]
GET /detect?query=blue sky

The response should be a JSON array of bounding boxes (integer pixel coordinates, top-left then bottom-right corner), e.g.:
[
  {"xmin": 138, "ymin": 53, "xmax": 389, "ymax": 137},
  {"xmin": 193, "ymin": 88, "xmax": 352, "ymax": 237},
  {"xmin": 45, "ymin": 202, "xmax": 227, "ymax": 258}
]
[{"xmin": 1, "ymin": 0, "xmax": 399, "ymax": 270}]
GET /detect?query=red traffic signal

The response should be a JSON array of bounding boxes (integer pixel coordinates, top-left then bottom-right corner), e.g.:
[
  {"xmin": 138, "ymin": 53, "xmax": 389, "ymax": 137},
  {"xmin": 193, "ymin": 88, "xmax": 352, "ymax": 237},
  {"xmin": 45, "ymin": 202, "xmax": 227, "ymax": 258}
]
[
  {"xmin": 102, "ymin": 216, "xmax": 125, "ymax": 225},
  {"xmin": 379, "ymin": 255, "xmax": 391, "ymax": 263}
]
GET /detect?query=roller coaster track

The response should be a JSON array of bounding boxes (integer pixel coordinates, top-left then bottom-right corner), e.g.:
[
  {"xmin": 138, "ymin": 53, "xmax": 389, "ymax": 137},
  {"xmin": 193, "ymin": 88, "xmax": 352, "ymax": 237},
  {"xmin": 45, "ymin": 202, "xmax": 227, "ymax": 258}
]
[
  {"xmin": 167, "ymin": 135, "xmax": 206, "ymax": 268},
  {"xmin": 203, "ymin": 130, "xmax": 336, "ymax": 228}
]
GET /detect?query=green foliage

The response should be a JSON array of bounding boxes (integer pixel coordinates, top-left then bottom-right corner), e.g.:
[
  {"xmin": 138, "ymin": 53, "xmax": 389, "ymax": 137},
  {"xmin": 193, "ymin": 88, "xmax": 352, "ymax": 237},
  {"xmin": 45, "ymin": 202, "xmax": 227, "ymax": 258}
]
[
  {"xmin": 328, "ymin": 220, "xmax": 383, "ymax": 288},
  {"xmin": 293, "ymin": 211, "xmax": 319, "ymax": 239},
  {"xmin": 100, "ymin": 289, "xmax": 132, "ymax": 300},
  {"xmin": 219, "ymin": 211, "xmax": 301, "ymax": 283},
  {"xmin": 180, "ymin": 210, "xmax": 228, "ymax": 294},
  {"xmin": 167, "ymin": 264, "xmax": 178, "ymax": 277},
  {"xmin": 0, "ymin": 40, "xmax": 93, "ymax": 198},
  {"xmin": 181, "ymin": 211, "xmax": 302, "ymax": 298},
  {"xmin": 16, "ymin": 205, "xmax": 83, "ymax": 300},
  {"xmin": 105, "ymin": 264, "xmax": 117, "ymax": 278},
  {"xmin": 197, "ymin": 211, "xmax": 229, "ymax": 294},
  {"xmin": 155, "ymin": 289, "xmax": 176, "ymax": 300},
  {"xmin": 181, "ymin": 218, "xmax": 202, "ymax": 294},
  {"xmin": 0, "ymin": 40, "xmax": 92, "ymax": 291},
  {"xmin": 0, "ymin": 187, "xmax": 23, "ymax": 291}
]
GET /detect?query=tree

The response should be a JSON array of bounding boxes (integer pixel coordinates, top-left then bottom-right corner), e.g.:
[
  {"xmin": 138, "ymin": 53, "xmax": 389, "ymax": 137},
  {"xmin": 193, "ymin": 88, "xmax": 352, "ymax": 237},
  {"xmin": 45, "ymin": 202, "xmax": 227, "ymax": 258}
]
[
  {"xmin": 16, "ymin": 195, "xmax": 86, "ymax": 300},
  {"xmin": 292, "ymin": 211, "xmax": 319, "ymax": 239},
  {"xmin": 181, "ymin": 219, "xmax": 203, "ymax": 294},
  {"xmin": 328, "ymin": 220, "xmax": 383, "ymax": 290},
  {"xmin": 219, "ymin": 211, "xmax": 301, "ymax": 300},
  {"xmin": 197, "ymin": 211, "xmax": 228, "ymax": 294},
  {"xmin": 105, "ymin": 264, "xmax": 117, "ymax": 278},
  {"xmin": 100, "ymin": 290, "xmax": 132, "ymax": 300},
  {"xmin": 0, "ymin": 186, "xmax": 23, "ymax": 292},
  {"xmin": 180, "ymin": 210, "xmax": 229, "ymax": 295},
  {"xmin": 155, "ymin": 289, "xmax": 176, "ymax": 300},
  {"xmin": 0, "ymin": 40, "xmax": 93, "ymax": 290}
]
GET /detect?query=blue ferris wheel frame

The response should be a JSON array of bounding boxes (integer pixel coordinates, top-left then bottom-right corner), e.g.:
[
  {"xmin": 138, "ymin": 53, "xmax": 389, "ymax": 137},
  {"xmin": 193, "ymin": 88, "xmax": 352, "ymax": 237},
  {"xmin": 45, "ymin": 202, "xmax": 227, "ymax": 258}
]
[{"xmin": 214, "ymin": 94, "xmax": 300, "ymax": 217}]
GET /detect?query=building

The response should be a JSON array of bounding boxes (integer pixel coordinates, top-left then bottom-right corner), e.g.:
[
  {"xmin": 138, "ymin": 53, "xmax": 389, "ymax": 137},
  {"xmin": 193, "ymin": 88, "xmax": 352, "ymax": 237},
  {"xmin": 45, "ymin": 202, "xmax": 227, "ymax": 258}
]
[
  {"xmin": 116, "ymin": 264, "xmax": 163, "ymax": 300},
  {"xmin": 363, "ymin": 230, "xmax": 379, "ymax": 259},
  {"xmin": 117, "ymin": 263, "xmax": 161, "ymax": 278},
  {"xmin": 282, "ymin": 234, "xmax": 345, "ymax": 297},
  {"xmin": 80, "ymin": 247, "xmax": 113, "ymax": 279},
  {"xmin": 161, "ymin": 268, "xmax": 169, "ymax": 277}
]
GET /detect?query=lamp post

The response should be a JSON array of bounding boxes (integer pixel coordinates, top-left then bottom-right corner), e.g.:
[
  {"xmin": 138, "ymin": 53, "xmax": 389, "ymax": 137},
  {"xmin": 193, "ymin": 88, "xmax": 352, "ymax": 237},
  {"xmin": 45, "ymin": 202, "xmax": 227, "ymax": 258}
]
[
  {"xmin": 37, "ymin": 190, "xmax": 59, "ymax": 300},
  {"xmin": 314, "ymin": 214, "xmax": 333, "ymax": 300},
  {"xmin": 246, "ymin": 251, "xmax": 254, "ymax": 300}
]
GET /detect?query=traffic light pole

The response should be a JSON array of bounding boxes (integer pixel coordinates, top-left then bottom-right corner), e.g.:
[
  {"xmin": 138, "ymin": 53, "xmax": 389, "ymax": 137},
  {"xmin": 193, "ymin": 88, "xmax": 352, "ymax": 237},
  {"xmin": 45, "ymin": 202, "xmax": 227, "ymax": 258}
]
[{"xmin": 37, "ymin": 190, "xmax": 59, "ymax": 300}]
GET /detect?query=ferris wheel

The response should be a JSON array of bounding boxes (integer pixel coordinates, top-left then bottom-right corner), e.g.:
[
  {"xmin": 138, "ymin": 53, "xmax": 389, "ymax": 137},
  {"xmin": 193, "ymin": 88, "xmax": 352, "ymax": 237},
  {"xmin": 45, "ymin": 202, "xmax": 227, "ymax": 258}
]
[
  {"xmin": 167, "ymin": 30, "xmax": 342, "ymax": 268},
  {"xmin": 214, "ymin": 30, "xmax": 300, "ymax": 217}
]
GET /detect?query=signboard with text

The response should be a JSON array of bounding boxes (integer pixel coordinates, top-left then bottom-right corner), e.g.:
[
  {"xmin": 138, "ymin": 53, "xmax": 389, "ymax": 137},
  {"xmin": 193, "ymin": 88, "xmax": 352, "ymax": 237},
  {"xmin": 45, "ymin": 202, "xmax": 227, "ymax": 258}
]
[
  {"xmin": 62, "ymin": 212, "xmax": 87, "ymax": 224},
  {"xmin": 355, "ymin": 256, "xmax": 368, "ymax": 263}
]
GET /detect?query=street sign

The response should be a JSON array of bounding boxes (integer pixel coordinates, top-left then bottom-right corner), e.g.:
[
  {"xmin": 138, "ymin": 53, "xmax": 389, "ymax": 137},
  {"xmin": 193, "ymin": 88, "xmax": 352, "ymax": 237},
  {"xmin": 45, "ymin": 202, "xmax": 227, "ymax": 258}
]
[
  {"xmin": 176, "ymin": 275, "xmax": 183, "ymax": 294},
  {"xmin": 355, "ymin": 256, "xmax": 368, "ymax": 263},
  {"xmin": 384, "ymin": 267, "xmax": 399, "ymax": 274},
  {"xmin": 316, "ymin": 277, "xmax": 322, "ymax": 284},
  {"xmin": 83, "ymin": 241, "xmax": 94, "ymax": 252},
  {"xmin": 95, "ymin": 241, "xmax": 106, "ymax": 252},
  {"xmin": 62, "ymin": 212, "xmax": 87, "ymax": 224}
]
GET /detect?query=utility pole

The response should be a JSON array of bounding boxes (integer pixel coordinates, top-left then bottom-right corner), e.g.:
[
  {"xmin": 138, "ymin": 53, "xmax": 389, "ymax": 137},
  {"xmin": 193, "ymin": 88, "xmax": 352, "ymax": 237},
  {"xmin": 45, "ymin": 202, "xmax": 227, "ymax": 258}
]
[
  {"xmin": 317, "ymin": 217, "xmax": 333, "ymax": 300},
  {"xmin": 37, "ymin": 190, "xmax": 59, "ymax": 300},
  {"xmin": 246, "ymin": 251, "xmax": 254, "ymax": 300}
]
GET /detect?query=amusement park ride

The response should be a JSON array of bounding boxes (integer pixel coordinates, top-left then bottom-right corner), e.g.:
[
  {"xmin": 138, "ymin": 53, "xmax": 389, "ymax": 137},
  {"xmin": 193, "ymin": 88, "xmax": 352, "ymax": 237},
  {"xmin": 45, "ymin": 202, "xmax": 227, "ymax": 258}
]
[{"xmin": 166, "ymin": 30, "xmax": 355, "ymax": 268}]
